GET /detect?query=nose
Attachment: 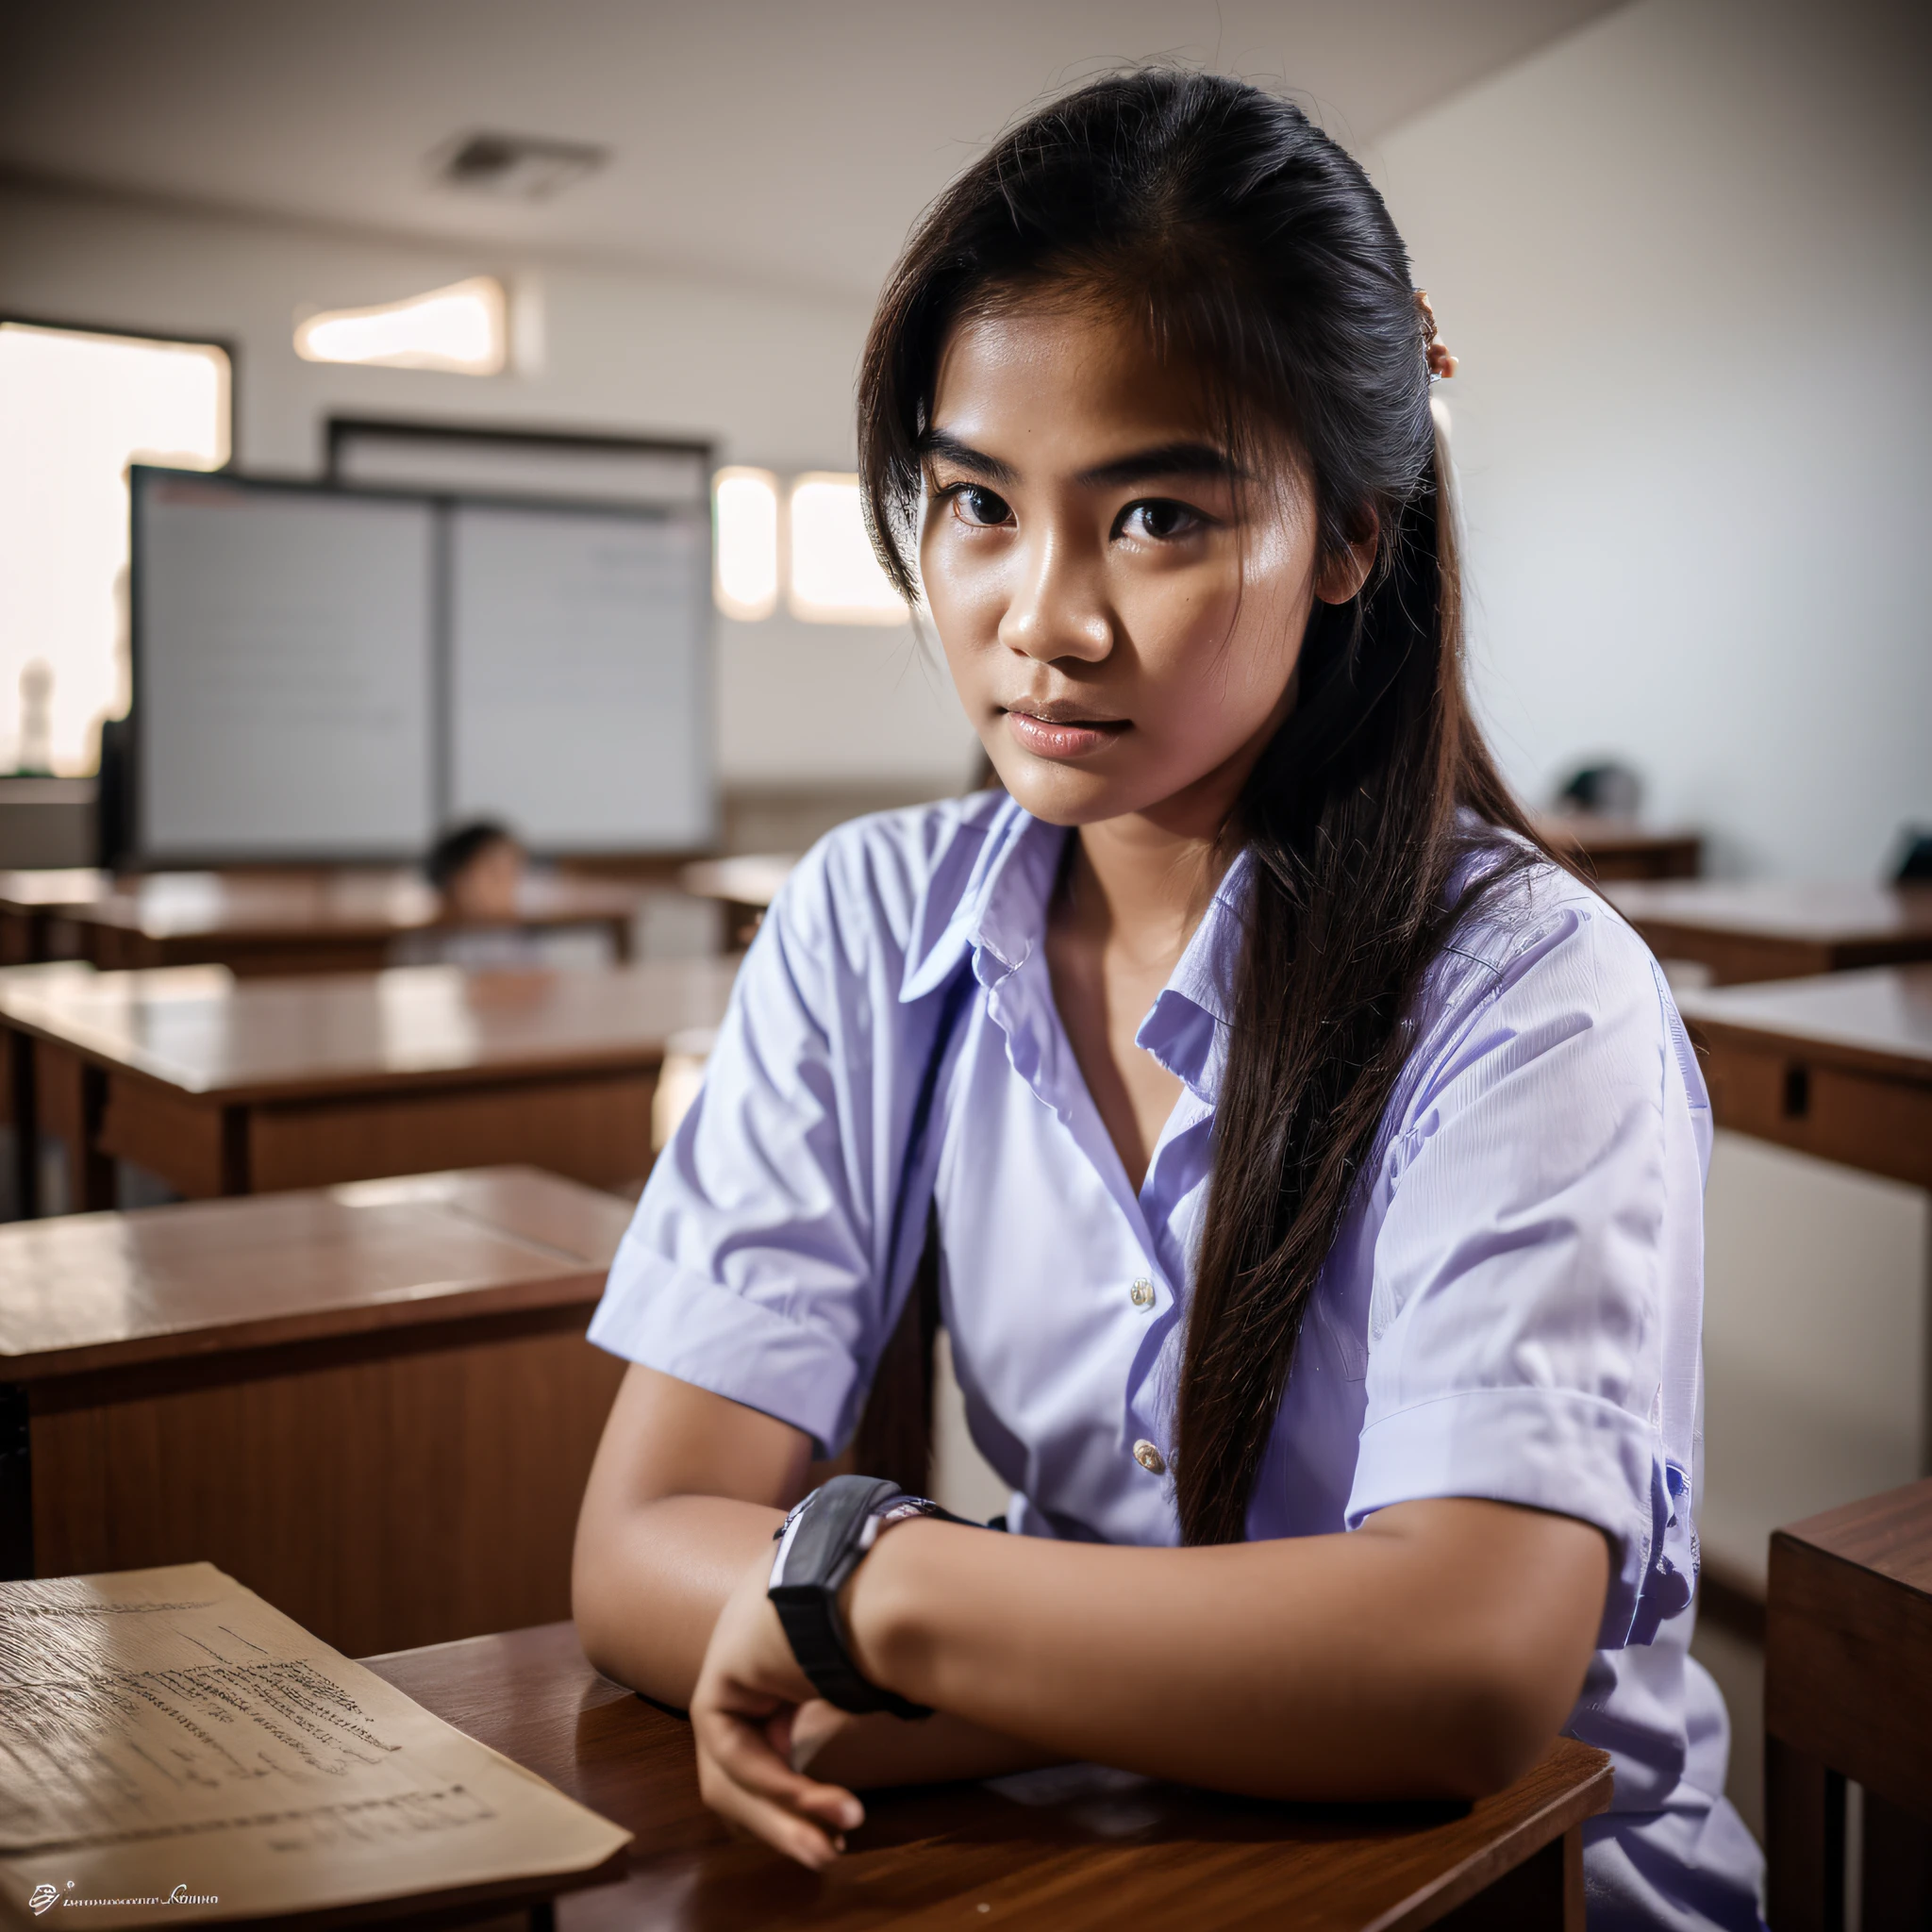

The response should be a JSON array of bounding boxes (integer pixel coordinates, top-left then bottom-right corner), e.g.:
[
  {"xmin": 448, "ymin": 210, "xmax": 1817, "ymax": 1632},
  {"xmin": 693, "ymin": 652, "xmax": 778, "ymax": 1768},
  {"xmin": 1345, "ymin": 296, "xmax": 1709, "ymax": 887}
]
[{"xmin": 998, "ymin": 524, "xmax": 1112, "ymax": 664}]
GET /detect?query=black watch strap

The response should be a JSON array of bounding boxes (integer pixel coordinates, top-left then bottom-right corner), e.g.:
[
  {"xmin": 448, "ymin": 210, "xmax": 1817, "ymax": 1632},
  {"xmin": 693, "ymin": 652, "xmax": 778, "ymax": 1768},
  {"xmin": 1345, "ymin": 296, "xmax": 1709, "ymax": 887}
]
[{"xmin": 768, "ymin": 1474, "xmax": 969, "ymax": 1720}]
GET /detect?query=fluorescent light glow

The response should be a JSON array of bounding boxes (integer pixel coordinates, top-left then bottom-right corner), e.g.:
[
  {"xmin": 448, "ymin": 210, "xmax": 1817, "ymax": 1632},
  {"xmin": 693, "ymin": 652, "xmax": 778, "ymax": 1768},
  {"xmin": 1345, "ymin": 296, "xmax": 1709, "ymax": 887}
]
[
  {"xmin": 0, "ymin": 322, "xmax": 229, "ymax": 774},
  {"xmin": 788, "ymin": 474, "xmax": 906, "ymax": 625},
  {"xmin": 293, "ymin": 275, "xmax": 507, "ymax": 375},
  {"xmin": 713, "ymin": 468, "xmax": 779, "ymax": 620}
]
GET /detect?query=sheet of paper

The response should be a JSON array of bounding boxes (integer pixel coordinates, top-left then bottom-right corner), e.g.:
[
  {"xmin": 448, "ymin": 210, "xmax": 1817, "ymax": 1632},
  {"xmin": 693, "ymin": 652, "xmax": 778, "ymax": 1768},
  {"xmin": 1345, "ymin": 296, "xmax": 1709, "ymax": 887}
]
[{"xmin": 0, "ymin": 1564, "xmax": 630, "ymax": 1927}]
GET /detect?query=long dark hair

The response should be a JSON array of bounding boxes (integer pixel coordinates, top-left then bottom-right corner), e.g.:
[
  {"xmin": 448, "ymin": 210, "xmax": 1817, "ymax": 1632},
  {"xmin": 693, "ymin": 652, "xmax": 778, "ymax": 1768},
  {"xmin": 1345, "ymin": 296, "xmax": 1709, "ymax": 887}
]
[{"xmin": 858, "ymin": 71, "xmax": 1554, "ymax": 1544}]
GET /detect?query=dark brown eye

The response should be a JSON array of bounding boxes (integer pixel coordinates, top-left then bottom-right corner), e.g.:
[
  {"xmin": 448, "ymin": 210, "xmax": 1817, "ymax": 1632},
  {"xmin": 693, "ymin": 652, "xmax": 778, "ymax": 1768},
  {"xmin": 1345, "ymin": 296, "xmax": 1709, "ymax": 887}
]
[
  {"xmin": 954, "ymin": 485, "xmax": 1013, "ymax": 526},
  {"xmin": 1119, "ymin": 499, "xmax": 1205, "ymax": 541}
]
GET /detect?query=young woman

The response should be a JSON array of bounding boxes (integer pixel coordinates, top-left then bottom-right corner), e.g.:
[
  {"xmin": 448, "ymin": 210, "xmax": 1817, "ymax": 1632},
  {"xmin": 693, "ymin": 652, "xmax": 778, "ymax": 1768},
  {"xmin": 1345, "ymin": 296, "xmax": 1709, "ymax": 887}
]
[{"xmin": 575, "ymin": 73, "xmax": 1764, "ymax": 1930}]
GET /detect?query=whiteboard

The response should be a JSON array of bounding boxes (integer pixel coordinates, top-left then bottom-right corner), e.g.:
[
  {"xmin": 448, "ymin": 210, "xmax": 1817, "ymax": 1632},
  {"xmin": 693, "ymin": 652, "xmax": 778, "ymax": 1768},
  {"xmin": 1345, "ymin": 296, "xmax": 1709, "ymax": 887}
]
[
  {"xmin": 134, "ymin": 474, "xmax": 436, "ymax": 860},
  {"xmin": 447, "ymin": 502, "xmax": 712, "ymax": 849}
]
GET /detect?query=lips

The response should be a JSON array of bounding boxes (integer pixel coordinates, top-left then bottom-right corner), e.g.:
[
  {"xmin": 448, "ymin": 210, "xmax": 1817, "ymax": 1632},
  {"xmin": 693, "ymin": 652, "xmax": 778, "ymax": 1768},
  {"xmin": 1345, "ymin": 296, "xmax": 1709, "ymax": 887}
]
[{"xmin": 1003, "ymin": 705, "xmax": 1128, "ymax": 761}]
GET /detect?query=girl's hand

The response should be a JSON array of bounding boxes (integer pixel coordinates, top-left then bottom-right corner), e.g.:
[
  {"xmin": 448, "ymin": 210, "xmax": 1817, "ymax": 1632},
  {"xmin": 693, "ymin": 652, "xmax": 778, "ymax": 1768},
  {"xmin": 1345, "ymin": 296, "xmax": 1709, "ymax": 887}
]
[{"xmin": 689, "ymin": 1545, "xmax": 866, "ymax": 1868}]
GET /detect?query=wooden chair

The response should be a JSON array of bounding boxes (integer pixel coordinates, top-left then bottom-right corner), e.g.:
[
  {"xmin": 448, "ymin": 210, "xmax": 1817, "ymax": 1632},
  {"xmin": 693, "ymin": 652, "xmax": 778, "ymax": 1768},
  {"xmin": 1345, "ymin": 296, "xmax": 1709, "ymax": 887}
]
[{"xmin": 1766, "ymin": 1477, "xmax": 1932, "ymax": 1929}]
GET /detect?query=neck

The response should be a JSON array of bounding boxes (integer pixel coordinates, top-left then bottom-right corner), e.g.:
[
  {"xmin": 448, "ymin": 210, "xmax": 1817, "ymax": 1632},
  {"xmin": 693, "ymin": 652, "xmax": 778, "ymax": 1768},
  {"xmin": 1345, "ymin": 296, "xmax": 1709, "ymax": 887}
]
[
  {"xmin": 1061, "ymin": 764, "xmax": 1242, "ymax": 969},
  {"xmin": 1057, "ymin": 668, "xmax": 1295, "ymax": 966}
]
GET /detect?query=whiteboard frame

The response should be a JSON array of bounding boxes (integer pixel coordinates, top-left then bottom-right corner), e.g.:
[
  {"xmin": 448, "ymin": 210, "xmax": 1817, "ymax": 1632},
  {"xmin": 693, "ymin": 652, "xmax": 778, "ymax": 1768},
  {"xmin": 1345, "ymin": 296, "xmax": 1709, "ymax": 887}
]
[{"xmin": 327, "ymin": 416, "xmax": 711, "ymax": 509}]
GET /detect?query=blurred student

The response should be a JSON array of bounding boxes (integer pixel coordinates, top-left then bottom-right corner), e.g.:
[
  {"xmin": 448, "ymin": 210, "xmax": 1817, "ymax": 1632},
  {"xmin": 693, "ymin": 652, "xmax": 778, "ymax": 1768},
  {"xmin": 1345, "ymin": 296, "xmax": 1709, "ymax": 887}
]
[
  {"xmin": 391, "ymin": 819, "xmax": 612, "ymax": 968},
  {"xmin": 574, "ymin": 73, "xmax": 1761, "ymax": 1932},
  {"xmin": 428, "ymin": 819, "xmax": 525, "ymax": 922}
]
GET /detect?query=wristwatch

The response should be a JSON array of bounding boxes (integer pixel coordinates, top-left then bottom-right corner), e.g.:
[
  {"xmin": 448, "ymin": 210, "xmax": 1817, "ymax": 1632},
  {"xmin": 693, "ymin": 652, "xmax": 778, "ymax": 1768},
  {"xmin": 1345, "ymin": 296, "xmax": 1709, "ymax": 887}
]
[{"xmin": 767, "ymin": 1474, "xmax": 972, "ymax": 1719}]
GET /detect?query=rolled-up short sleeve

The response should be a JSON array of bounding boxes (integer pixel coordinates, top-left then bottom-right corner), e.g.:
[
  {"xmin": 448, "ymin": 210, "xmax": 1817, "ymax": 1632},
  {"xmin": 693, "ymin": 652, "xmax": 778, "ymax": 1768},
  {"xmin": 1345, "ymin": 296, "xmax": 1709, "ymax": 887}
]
[
  {"xmin": 1343, "ymin": 895, "xmax": 1708, "ymax": 1648},
  {"xmin": 588, "ymin": 808, "xmax": 983, "ymax": 1454}
]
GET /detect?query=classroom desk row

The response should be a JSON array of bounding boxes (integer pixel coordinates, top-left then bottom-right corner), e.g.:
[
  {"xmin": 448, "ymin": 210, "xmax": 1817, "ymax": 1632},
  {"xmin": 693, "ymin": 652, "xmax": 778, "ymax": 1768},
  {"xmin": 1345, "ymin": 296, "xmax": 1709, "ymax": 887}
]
[
  {"xmin": 0, "ymin": 865, "xmax": 642, "ymax": 974},
  {"xmin": 0, "ymin": 928, "xmax": 1924, "ymax": 1224},
  {"xmin": 0, "ymin": 955, "xmax": 738, "ymax": 1215},
  {"xmin": 1607, "ymin": 878, "xmax": 1932, "ymax": 987}
]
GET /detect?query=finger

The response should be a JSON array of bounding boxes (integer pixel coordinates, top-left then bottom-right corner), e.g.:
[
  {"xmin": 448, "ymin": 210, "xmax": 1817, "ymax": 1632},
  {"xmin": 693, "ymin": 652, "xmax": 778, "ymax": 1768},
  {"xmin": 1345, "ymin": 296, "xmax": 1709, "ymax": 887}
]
[
  {"xmin": 698, "ymin": 1734, "xmax": 854, "ymax": 1870},
  {"xmin": 701, "ymin": 1705, "xmax": 866, "ymax": 1835}
]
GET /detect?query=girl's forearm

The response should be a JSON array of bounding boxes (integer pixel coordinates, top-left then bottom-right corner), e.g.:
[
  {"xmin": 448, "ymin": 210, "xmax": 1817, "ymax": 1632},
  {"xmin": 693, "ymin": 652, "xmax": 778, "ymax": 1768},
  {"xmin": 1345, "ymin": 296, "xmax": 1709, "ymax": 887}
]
[
  {"xmin": 576, "ymin": 1494, "xmax": 1058, "ymax": 1790},
  {"xmin": 841, "ymin": 1499, "xmax": 1607, "ymax": 1802},
  {"xmin": 575, "ymin": 1492, "xmax": 785, "ymax": 1707}
]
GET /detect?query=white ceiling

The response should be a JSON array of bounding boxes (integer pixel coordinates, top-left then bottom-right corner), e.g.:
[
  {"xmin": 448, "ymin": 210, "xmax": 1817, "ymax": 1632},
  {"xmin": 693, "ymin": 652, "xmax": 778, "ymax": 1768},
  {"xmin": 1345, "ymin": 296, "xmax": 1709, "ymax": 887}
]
[{"xmin": 0, "ymin": 1, "xmax": 1623, "ymax": 303}]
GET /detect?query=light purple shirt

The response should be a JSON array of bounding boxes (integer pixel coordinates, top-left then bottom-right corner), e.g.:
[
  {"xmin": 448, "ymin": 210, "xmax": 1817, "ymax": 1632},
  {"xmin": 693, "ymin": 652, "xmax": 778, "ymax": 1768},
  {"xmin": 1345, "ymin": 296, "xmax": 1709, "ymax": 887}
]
[{"xmin": 591, "ymin": 791, "xmax": 1765, "ymax": 1931}]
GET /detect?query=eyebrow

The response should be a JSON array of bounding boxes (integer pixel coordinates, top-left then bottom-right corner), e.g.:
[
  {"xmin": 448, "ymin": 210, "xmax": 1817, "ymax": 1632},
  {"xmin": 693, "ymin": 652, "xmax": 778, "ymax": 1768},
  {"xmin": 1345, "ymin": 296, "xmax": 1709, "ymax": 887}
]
[
  {"xmin": 1077, "ymin": 441, "xmax": 1241, "ymax": 490},
  {"xmin": 918, "ymin": 430, "xmax": 1018, "ymax": 487},
  {"xmin": 919, "ymin": 429, "xmax": 1239, "ymax": 492}
]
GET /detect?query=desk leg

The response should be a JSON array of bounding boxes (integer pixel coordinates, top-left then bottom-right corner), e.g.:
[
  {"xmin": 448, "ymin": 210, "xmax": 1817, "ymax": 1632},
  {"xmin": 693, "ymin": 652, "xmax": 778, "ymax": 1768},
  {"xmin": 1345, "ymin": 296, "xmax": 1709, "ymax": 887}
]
[
  {"xmin": 1435, "ymin": 1825, "xmax": 1583, "ymax": 1929},
  {"xmin": 0, "ymin": 1384, "xmax": 31, "ymax": 1581},
  {"xmin": 35, "ymin": 1041, "xmax": 115, "ymax": 1213},
  {"xmin": 1921, "ymin": 1212, "xmax": 1931, "ymax": 1479},
  {"xmin": 1767, "ymin": 1735, "xmax": 1845, "ymax": 1932},
  {"xmin": 7, "ymin": 1026, "xmax": 35, "ymax": 1219},
  {"xmin": 1862, "ymin": 1792, "xmax": 1932, "ymax": 1932}
]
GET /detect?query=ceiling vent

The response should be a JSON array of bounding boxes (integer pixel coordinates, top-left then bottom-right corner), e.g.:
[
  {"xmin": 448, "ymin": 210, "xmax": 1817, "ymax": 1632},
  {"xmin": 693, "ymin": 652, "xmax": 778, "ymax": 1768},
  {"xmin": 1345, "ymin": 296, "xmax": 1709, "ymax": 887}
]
[{"xmin": 434, "ymin": 132, "xmax": 608, "ymax": 202}]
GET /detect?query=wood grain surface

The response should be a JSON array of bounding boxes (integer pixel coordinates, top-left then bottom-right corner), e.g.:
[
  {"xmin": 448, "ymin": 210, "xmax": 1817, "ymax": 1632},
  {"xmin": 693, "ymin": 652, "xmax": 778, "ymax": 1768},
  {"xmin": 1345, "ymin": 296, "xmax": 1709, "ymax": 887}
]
[
  {"xmin": 0, "ymin": 868, "xmax": 643, "ymax": 974},
  {"xmin": 1532, "ymin": 818, "xmax": 1702, "ymax": 882},
  {"xmin": 7, "ymin": 1168, "xmax": 636, "ymax": 1657},
  {"xmin": 365, "ymin": 1623, "xmax": 1611, "ymax": 1931},
  {"xmin": 67, "ymin": 868, "xmax": 641, "ymax": 941},
  {"xmin": 0, "ymin": 958, "xmax": 738, "ymax": 1102},
  {"xmin": 1607, "ymin": 880, "xmax": 1932, "ymax": 985},
  {"xmin": 0, "ymin": 1165, "xmax": 632, "ymax": 1375},
  {"xmin": 1675, "ymin": 966, "xmax": 1932, "ymax": 1187}
]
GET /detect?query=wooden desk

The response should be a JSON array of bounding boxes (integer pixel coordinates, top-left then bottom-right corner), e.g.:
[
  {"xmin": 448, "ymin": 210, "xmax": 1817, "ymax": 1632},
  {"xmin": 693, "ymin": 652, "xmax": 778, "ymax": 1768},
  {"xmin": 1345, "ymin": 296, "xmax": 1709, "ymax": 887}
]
[
  {"xmin": 681, "ymin": 853, "xmax": 797, "ymax": 948},
  {"xmin": 1607, "ymin": 879, "xmax": 1932, "ymax": 986},
  {"xmin": 0, "ymin": 1167, "xmax": 632, "ymax": 1658},
  {"xmin": 0, "ymin": 957, "xmax": 739, "ymax": 1214},
  {"xmin": 1534, "ymin": 817, "xmax": 1702, "ymax": 882},
  {"xmin": 365, "ymin": 1622, "xmax": 1612, "ymax": 1930},
  {"xmin": 1674, "ymin": 966, "xmax": 1932, "ymax": 1191},
  {"xmin": 64, "ymin": 869, "xmax": 641, "ymax": 975},
  {"xmin": 1766, "ymin": 1478, "xmax": 1932, "ymax": 1930},
  {"xmin": 0, "ymin": 866, "xmax": 106, "ymax": 964}
]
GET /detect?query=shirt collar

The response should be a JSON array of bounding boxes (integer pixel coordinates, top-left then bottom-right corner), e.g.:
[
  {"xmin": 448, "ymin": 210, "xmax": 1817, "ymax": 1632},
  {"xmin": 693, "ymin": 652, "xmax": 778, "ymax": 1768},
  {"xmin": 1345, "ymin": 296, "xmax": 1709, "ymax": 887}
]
[
  {"xmin": 1136, "ymin": 849, "xmax": 1249, "ymax": 1103},
  {"xmin": 898, "ymin": 794, "xmax": 1066, "ymax": 1002},
  {"xmin": 901, "ymin": 797, "xmax": 1251, "ymax": 1108}
]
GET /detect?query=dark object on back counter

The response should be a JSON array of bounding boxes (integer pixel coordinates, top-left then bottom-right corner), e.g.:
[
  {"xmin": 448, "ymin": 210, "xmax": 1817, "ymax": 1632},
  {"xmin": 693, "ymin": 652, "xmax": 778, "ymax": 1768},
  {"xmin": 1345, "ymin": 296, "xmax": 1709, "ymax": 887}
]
[
  {"xmin": 1554, "ymin": 759, "xmax": 1642, "ymax": 822},
  {"xmin": 1892, "ymin": 827, "xmax": 1932, "ymax": 885}
]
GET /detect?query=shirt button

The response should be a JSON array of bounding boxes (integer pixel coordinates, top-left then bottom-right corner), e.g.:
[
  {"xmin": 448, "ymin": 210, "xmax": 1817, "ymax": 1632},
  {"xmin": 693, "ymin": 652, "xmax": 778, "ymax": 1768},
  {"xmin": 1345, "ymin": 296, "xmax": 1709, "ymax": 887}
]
[
  {"xmin": 1129, "ymin": 1278, "xmax": 1156, "ymax": 1309},
  {"xmin": 1132, "ymin": 1440, "xmax": 1167, "ymax": 1475}
]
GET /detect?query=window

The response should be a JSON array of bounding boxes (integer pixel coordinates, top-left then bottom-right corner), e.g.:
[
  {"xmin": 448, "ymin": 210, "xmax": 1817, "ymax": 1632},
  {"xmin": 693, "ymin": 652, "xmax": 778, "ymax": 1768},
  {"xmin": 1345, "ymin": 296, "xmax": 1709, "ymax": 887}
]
[
  {"xmin": 0, "ymin": 321, "xmax": 230, "ymax": 774},
  {"xmin": 710, "ymin": 467, "xmax": 908, "ymax": 626},
  {"xmin": 712, "ymin": 468, "xmax": 779, "ymax": 620},
  {"xmin": 788, "ymin": 474, "xmax": 906, "ymax": 625},
  {"xmin": 294, "ymin": 276, "xmax": 508, "ymax": 375}
]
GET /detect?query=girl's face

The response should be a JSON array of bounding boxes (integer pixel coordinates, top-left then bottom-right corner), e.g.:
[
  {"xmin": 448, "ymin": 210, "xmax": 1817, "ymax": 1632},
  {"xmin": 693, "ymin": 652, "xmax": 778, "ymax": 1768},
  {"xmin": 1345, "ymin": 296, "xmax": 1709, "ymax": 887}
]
[{"xmin": 920, "ymin": 295, "xmax": 1369, "ymax": 830}]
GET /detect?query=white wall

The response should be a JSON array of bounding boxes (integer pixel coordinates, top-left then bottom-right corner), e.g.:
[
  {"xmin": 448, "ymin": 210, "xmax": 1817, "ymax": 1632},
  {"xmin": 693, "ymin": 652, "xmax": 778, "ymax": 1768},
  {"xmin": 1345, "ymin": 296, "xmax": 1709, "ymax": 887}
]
[
  {"xmin": 1374, "ymin": 0, "xmax": 1932, "ymax": 881},
  {"xmin": 0, "ymin": 183, "xmax": 977, "ymax": 791}
]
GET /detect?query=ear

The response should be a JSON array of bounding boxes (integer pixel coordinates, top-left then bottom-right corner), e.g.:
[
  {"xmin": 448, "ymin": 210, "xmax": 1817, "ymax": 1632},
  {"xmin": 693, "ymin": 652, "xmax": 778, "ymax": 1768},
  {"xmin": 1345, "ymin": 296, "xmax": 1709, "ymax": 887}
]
[{"xmin": 1314, "ymin": 515, "xmax": 1378, "ymax": 606}]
